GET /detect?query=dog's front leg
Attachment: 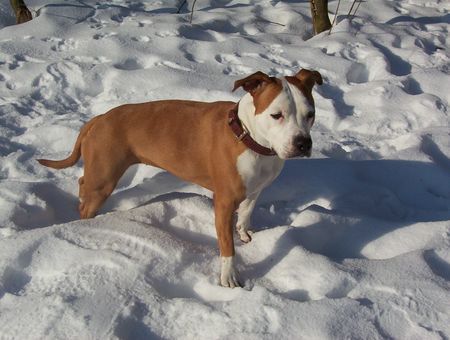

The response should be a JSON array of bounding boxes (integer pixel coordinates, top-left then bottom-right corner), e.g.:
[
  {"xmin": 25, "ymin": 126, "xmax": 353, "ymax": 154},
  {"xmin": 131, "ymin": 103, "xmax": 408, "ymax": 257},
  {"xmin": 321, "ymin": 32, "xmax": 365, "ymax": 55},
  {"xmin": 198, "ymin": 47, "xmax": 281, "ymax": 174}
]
[
  {"xmin": 236, "ymin": 192, "xmax": 260, "ymax": 243},
  {"xmin": 214, "ymin": 194, "xmax": 241, "ymax": 288}
]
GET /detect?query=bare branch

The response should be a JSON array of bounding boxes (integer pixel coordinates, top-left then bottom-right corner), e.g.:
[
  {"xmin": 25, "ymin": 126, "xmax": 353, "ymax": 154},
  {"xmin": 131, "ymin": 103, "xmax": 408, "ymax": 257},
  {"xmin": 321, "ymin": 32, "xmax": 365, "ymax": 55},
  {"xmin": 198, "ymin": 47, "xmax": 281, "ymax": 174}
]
[
  {"xmin": 328, "ymin": 0, "xmax": 341, "ymax": 35},
  {"xmin": 189, "ymin": 0, "xmax": 198, "ymax": 24},
  {"xmin": 255, "ymin": 16, "xmax": 285, "ymax": 27},
  {"xmin": 349, "ymin": 0, "xmax": 363, "ymax": 19},
  {"xmin": 347, "ymin": 0, "xmax": 357, "ymax": 18}
]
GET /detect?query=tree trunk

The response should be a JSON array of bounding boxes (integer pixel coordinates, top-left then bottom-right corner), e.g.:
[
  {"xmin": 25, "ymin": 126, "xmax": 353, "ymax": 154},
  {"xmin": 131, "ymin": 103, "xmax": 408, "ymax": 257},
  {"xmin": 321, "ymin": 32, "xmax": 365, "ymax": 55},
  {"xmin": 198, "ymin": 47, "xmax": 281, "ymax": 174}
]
[
  {"xmin": 10, "ymin": 0, "xmax": 32, "ymax": 24},
  {"xmin": 310, "ymin": 0, "xmax": 331, "ymax": 35}
]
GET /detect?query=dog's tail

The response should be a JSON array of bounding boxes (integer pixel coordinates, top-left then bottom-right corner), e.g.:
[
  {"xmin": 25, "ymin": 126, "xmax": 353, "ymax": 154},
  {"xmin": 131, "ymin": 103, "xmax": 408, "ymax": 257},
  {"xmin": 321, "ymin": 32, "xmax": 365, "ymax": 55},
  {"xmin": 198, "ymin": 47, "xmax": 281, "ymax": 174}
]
[{"xmin": 37, "ymin": 116, "xmax": 100, "ymax": 170}]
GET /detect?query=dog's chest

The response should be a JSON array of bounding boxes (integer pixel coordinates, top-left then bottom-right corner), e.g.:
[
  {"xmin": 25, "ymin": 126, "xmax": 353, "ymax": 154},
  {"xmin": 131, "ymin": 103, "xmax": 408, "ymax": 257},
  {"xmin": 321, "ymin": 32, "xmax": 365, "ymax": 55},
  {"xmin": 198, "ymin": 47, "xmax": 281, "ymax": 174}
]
[{"xmin": 236, "ymin": 150, "xmax": 285, "ymax": 196}]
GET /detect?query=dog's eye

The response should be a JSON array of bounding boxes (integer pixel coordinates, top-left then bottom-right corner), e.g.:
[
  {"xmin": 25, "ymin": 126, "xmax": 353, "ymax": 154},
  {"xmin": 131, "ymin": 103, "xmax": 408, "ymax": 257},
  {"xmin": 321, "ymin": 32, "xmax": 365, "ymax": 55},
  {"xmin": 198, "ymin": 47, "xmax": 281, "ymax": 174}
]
[
  {"xmin": 307, "ymin": 111, "xmax": 315, "ymax": 119},
  {"xmin": 271, "ymin": 112, "xmax": 283, "ymax": 120}
]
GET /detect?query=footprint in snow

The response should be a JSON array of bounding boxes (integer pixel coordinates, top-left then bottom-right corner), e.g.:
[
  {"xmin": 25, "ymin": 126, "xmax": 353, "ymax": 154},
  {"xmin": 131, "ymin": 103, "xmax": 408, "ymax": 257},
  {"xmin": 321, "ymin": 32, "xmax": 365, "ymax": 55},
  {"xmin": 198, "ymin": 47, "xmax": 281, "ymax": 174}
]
[
  {"xmin": 400, "ymin": 76, "xmax": 423, "ymax": 95},
  {"xmin": 131, "ymin": 36, "xmax": 151, "ymax": 42},
  {"xmin": 113, "ymin": 57, "xmax": 147, "ymax": 71},
  {"xmin": 113, "ymin": 56, "xmax": 190, "ymax": 72},
  {"xmin": 180, "ymin": 43, "xmax": 202, "ymax": 63},
  {"xmin": 241, "ymin": 52, "xmax": 292, "ymax": 68},
  {"xmin": 138, "ymin": 19, "xmax": 153, "ymax": 27},
  {"xmin": 155, "ymin": 30, "xmax": 179, "ymax": 38},
  {"xmin": 42, "ymin": 37, "xmax": 77, "ymax": 52},
  {"xmin": 6, "ymin": 54, "xmax": 27, "ymax": 70},
  {"xmin": 5, "ymin": 81, "xmax": 16, "ymax": 90},
  {"xmin": 1, "ymin": 266, "xmax": 31, "ymax": 295},
  {"xmin": 223, "ymin": 64, "xmax": 254, "ymax": 76},
  {"xmin": 265, "ymin": 44, "xmax": 284, "ymax": 55},
  {"xmin": 215, "ymin": 53, "xmax": 240, "ymax": 65},
  {"xmin": 70, "ymin": 55, "xmax": 110, "ymax": 65},
  {"xmin": 93, "ymin": 32, "xmax": 118, "ymax": 40},
  {"xmin": 156, "ymin": 61, "xmax": 191, "ymax": 72},
  {"xmin": 215, "ymin": 53, "xmax": 254, "ymax": 76},
  {"xmin": 0, "ymin": 240, "xmax": 42, "ymax": 296}
]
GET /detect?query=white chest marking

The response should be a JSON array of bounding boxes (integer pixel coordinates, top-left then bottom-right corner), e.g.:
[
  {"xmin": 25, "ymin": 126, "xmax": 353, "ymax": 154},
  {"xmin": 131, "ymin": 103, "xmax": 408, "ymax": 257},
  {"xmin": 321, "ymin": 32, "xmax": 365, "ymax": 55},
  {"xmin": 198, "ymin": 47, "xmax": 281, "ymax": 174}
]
[{"xmin": 237, "ymin": 150, "xmax": 285, "ymax": 196}]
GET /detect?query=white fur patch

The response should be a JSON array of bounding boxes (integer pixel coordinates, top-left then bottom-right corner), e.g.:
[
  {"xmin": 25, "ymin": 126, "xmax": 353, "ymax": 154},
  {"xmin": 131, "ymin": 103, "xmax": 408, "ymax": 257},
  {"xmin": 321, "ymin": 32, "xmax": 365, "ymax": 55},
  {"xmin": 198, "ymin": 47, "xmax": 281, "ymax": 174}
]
[
  {"xmin": 220, "ymin": 256, "xmax": 240, "ymax": 288},
  {"xmin": 236, "ymin": 149, "xmax": 284, "ymax": 196},
  {"xmin": 236, "ymin": 195, "xmax": 258, "ymax": 242},
  {"xmin": 284, "ymin": 78, "xmax": 315, "ymax": 121}
]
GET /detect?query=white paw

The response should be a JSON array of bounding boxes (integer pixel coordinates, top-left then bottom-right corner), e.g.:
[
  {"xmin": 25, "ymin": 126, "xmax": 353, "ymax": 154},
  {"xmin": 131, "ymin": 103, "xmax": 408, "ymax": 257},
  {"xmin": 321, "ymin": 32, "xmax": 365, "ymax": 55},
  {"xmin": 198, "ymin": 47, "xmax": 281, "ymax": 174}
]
[
  {"xmin": 220, "ymin": 256, "xmax": 241, "ymax": 288},
  {"xmin": 237, "ymin": 226, "xmax": 253, "ymax": 243}
]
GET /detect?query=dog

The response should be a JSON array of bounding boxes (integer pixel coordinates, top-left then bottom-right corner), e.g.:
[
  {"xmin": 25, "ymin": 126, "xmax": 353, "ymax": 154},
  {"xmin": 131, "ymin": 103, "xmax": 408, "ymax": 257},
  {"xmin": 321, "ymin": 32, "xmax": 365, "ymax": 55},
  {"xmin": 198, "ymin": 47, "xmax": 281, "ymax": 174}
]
[{"xmin": 38, "ymin": 69, "xmax": 322, "ymax": 287}]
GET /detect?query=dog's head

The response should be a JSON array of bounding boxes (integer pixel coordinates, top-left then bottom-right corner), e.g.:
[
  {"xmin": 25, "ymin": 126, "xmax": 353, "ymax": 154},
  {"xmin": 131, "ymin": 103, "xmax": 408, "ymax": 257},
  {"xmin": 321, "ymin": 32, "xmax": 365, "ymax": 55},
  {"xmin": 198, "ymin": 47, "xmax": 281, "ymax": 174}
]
[{"xmin": 233, "ymin": 69, "xmax": 322, "ymax": 159}]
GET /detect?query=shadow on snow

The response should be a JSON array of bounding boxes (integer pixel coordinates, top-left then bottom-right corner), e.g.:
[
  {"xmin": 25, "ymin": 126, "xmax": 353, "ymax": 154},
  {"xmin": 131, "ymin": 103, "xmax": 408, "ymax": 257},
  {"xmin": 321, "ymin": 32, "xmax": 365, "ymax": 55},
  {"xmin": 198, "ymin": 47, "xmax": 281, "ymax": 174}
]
[{"xmin": 13, "ymin": 138, "xmax": 450, "ymax": 265}]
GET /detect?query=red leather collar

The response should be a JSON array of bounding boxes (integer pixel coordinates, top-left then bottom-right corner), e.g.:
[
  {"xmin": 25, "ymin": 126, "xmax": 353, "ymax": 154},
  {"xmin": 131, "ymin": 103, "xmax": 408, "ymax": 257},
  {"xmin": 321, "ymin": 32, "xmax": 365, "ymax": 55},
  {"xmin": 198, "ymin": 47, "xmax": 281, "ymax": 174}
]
[{"xmin": 228, "ymin": 105, "xmax": 277, "ymax": 156}]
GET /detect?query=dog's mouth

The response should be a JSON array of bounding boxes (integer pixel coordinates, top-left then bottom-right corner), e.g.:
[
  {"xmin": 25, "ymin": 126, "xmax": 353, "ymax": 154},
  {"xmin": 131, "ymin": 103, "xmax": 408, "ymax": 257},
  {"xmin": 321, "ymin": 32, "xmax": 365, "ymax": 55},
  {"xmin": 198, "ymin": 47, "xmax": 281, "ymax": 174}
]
[
  {"xmin": 278, "ymin": 137, "xmax": 313, "ymax": 159},
  {"xmin": 275, "ymin": 143, "xmax": 313, "ymax": 159},
  {"xmin": 295, "ymin": 151, "xmax": 312, "ymax": 158},
  {"xmin": 285, "ymin": 149, "xmax": 312, "ymax": 159}
]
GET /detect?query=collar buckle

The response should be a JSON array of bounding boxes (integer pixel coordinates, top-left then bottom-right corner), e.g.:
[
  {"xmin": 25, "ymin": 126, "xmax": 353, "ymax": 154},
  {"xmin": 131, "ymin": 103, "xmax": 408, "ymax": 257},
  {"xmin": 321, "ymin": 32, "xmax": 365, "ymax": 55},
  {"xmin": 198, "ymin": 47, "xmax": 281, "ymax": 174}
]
[{"xmin": 237, "ymin": 130, "xmax": 248, "ymax": 141}]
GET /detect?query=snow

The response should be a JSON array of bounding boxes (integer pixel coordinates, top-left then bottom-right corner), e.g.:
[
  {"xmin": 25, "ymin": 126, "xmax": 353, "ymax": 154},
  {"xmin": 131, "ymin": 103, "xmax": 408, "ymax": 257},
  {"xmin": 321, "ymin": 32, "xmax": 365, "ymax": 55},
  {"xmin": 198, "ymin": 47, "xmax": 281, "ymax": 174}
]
[{"xmin": 1, "ymin": 0, "xmax": 449, "ymax": 338}]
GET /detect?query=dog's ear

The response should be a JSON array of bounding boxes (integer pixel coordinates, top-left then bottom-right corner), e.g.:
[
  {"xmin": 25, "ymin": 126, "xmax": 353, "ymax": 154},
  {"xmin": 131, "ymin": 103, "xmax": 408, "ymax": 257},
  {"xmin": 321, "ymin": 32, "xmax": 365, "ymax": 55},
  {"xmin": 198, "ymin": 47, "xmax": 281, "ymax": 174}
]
[
  {"xmin": 232, "ymin": 71, "xmax": 274, "ymax": 95},
  {"xmin": 295, "ymin": 69, "xmax": 323, "ymax": 92}
]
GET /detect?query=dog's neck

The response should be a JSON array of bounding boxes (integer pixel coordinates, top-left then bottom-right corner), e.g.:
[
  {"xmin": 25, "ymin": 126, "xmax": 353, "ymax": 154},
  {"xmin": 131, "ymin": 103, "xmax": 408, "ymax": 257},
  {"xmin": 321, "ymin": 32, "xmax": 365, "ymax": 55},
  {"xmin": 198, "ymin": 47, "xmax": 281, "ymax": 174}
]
[{"xmin": 237, "ymin": 93, "xmax": 272, "ymax": 149}]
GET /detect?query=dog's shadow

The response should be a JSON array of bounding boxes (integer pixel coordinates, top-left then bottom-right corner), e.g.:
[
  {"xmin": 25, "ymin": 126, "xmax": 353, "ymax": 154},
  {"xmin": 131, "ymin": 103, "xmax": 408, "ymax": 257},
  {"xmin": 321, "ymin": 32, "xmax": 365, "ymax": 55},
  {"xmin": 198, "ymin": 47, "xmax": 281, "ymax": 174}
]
[
  {"xmin": 101, "ymin": 169, "xmax": 207, "ymax": 214},
  {"xmin": 10, "ymin": 168, "xmax": 203, "ymax": 230}
]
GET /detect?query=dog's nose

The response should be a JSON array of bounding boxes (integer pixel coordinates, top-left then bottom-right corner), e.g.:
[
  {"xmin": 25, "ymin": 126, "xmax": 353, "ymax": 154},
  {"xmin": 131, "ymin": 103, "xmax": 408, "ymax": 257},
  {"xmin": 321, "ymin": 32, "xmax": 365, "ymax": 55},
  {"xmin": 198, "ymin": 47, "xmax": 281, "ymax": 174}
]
[{"xmin": 295, "ymin": 136, "xmax": 312, "ymax": 154}]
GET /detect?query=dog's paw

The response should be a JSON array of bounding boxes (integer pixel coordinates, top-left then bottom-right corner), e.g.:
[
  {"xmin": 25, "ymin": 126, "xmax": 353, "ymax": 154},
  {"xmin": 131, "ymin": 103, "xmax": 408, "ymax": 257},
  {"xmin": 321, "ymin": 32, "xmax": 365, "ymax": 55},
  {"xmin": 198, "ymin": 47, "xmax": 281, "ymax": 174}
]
[
  {"xmin": 221, "ymin": 274, "xmax": 241, "ymax": 288},
  {"xmin": 220, "ymin": 256, "xmax": 241, "ymax": 288},
  {"xmin": 237, "ymin": 226, "xmax": 253, "ymax": 243}
]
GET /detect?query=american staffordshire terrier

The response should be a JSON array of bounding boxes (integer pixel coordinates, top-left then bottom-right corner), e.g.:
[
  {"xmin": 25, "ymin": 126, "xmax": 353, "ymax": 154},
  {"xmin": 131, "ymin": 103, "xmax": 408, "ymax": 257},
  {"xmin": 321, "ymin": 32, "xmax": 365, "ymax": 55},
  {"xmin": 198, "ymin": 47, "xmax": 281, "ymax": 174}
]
[{"xmin": 38, "ymin": 69, "xmax": 322, "ymax": 287}]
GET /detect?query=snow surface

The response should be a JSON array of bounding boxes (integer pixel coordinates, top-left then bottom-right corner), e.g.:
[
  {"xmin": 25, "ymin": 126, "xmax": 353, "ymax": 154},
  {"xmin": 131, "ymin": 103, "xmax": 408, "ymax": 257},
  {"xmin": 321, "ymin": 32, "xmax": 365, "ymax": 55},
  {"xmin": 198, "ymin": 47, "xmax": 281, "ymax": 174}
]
[{"xmin": 1, "ymin": 0, "xmax": 450, "ymax": 338}]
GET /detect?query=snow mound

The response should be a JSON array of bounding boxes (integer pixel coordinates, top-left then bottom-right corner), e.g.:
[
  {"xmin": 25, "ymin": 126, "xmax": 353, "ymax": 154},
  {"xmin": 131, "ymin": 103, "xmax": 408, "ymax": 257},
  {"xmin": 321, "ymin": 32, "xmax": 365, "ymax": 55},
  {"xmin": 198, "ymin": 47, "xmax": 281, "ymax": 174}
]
[{"xmin": 1, "ymin": 0, "xmax": 449, "ymax": 338}]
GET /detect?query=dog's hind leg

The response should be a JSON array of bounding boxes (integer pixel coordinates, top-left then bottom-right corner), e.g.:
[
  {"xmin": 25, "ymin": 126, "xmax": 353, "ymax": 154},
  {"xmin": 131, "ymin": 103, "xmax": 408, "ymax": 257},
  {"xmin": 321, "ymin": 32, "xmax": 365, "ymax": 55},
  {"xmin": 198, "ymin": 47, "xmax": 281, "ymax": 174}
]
[
  {"xmin": 79, "ymin": 183, "xmax": 116, "ymax": 219},
  {"xmin": 78, "ymin": 176, "xmax": 85, "ymax": 214},
  {"xmin": 78, "ymin": 176, "xmax": 87, "ymax": 203},
  {"xmin": 78, "ymin": 145, "xmax": 133, "ymax": 219},
  {"xmin": 79, "ymin": 167, "xmax": 127, "ymax": 219}
]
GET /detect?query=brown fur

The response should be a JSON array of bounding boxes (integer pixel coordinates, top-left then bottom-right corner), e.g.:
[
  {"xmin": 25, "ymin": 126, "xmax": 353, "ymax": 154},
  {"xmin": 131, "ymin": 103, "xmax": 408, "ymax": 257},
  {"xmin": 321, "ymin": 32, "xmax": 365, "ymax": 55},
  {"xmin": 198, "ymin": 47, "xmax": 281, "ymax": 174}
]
[
  {"xmin": 232, "ymin": 72, "xmax": 283, "ymax": 114},
  {"xmin": 252, "ymin": 79, "xmax": 283, "ymax": 114},
  {"xmin": 285, "ymin": 69, "xmax": 323, "ymax": 106},
  {"xmin": 38, "ymin": 100, "xmax": 247, "ymax": 257}
]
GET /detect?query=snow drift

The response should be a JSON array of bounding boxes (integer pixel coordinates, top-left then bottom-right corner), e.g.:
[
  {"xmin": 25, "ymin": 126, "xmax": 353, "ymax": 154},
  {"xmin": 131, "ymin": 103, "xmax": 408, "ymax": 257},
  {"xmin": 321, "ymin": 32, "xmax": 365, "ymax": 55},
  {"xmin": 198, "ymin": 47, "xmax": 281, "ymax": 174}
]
[{"xmin": 0, "ymin": 0, "xmax": 449, "ymax": 338}]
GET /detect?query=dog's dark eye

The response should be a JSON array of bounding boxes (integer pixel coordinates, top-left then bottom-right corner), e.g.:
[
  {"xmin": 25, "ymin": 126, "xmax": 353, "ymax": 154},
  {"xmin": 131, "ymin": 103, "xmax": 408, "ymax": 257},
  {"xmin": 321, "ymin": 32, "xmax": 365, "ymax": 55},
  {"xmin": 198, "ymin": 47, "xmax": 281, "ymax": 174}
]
[
  {"xmin": 271, "ymin": 112, "xmax": 283, "ymax": 120},
  {"xmin": 307, "ymin": 111, "xmax": 315, "ymax": 119}
]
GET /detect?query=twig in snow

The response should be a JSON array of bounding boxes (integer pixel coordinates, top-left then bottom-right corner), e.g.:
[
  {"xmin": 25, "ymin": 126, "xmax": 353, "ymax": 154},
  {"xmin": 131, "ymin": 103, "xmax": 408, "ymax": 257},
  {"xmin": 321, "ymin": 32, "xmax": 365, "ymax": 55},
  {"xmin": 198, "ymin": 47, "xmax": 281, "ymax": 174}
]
[
  {"xmin": 189, "ymin": 0, "xmax": 198, "ymax": 24},
  {"xmin": 347, "ymin": 0, "xmax": 357, "ymax": 18},
  {"xmin": 349, "ymin": 0, "xmax": 363, "ymax": 20},
  {"xmin": 255, "ymin": 16, "xmax": 286, "ymax": 27},
  {"xmin": 328, "ymin": 0, "xmax": 341, "ymax": 35}
]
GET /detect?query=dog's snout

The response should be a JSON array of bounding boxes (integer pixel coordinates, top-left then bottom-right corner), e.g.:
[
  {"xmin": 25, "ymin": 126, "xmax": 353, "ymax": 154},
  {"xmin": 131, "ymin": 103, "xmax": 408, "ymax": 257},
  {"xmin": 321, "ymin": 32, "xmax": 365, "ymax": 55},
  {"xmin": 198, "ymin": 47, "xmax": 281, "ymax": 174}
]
[{"xmin": 295, "ymin": 135, "xmax": 312, "ymax": 154}]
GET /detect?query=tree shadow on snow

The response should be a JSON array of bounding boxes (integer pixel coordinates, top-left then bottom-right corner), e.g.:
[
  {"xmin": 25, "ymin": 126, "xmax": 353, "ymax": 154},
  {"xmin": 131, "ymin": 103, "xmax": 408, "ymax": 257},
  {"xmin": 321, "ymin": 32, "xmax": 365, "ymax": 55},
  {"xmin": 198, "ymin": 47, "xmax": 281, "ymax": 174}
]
[
  {"xmin": 36, "ymin": 1, "xmax": 179, "ymax": 24},
  {"xmin": 386, "ymin": 13, "xmax": 450, "ymax": 26}
]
